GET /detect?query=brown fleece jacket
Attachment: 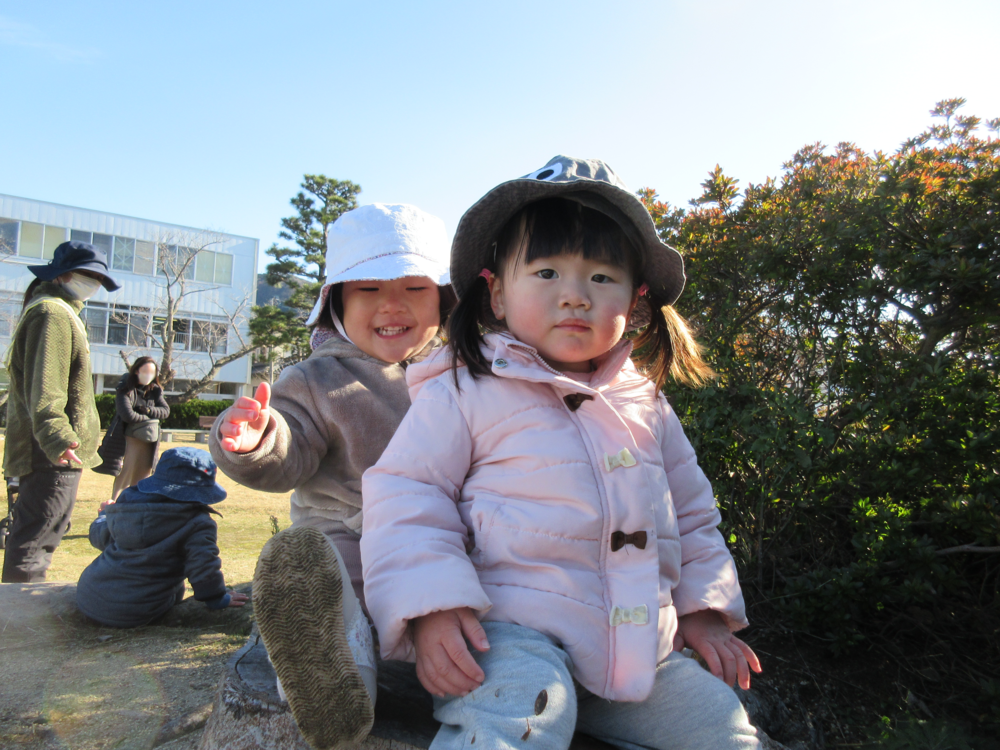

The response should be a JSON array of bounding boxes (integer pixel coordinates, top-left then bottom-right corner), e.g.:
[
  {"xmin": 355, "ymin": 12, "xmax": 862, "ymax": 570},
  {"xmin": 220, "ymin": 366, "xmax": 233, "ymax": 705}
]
[{"xmin": 208, "ymin": 336, "xmax": 420, "ymax": 537}]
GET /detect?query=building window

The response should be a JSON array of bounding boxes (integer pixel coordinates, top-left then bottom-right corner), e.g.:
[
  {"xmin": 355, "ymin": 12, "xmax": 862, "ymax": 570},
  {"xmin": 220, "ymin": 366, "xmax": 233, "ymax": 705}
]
[
  {"xmin": 214, "ymin": 252, "xmax": 233, "ymax": 285},
  {"xmin": 0, "ymin": 218, "xmax": 235, "ymax": 285},
  {"xmin": 84, "ymin": 302, "xmax": 108, "ymax": 344},
  {"xmin": 135, "ymin": 240, "xmax": 155, "ymax": 275},
  {"xmin": 158, "ymin": 245, "xmax": 196, "ymax": 281},
  {"xmin": 17, "ymin": 222, "xmax": 43, "ymax": 258},
  {"xmin": 112, "ymin": 237, "xmax": 136, "ymax": 272},
  {"xmin": 84, "ymin": 302, "xmax": 150, "ymax": 347},
  {"xmin": 42, "ymin": 225, "xmax": 67, "ymax": 259},
  {"xmin": 0, "ymin": 219, "xmax": 18, "ymax": 256},
  {"xmin": 190, "ymin": 319, "xmax": 228, "ymax": 354},
  {"xmin": 107, "ymin": 305, "xmax": 128, "ymax": 345},
  {"xmin": 194, "ymin": 251, "xmax": 234, "ymax": 285},
  {"xmin": 91, "ymin": 233, "xmax": 113, "ymax": 259},
  {"xmin": 151, "ymin": 313, "xmax": 229, "ymax": 354},
  {"xmin": 212, "ymin": 322, "xmax": 228, "ymax": 353},
  {"xmin": 126, "ymin": 308, "xmax": 149, "ymax": 346},
  {"xmin": 0, "ymin": 221, "xmax": 92, "ymax": 261},
  {"xmin": 0, "ymin": 293, "xmax": 23, "ymax": 336}
]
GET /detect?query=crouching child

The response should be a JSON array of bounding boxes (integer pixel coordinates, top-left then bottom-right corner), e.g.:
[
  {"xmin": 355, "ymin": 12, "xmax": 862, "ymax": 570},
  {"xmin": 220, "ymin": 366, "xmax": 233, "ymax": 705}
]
[{"xmin": 76, "ymin": 447, "xmax": 249, "ymax": 627}]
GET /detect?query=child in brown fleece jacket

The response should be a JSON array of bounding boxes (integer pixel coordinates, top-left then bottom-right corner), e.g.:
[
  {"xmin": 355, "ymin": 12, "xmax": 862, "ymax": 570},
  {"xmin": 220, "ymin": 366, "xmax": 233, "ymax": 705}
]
[{"xmin": 208, "ymin": 203, "xmax": 454, "ymax": 750}]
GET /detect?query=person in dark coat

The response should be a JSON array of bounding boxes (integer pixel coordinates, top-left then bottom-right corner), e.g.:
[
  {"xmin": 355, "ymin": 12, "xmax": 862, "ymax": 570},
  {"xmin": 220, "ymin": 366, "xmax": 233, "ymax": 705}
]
[
  {"xmin": 109, "ymin": 356, "xmax": 170, "ymax": 500},
  {"xmin": 76, "ymin": 447, "xmax": 249, "ymax": 628}
]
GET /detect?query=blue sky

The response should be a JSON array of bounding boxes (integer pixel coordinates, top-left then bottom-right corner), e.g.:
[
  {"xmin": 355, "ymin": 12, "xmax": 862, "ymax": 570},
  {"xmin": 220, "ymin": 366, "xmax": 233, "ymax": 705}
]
[{"xmin": 3, "ymin": 1, "xmax": 998, "ymax": 270}]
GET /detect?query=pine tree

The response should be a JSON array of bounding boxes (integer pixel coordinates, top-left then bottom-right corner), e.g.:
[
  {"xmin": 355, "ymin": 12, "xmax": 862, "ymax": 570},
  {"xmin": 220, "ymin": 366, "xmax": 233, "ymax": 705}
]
[
  {"xmin": 252, "ymin": 174, "xmax": 362, "ymax": 366},
  {"xmin": 265, "ymin": 174, "xmax": 362, "ymax": 315}
]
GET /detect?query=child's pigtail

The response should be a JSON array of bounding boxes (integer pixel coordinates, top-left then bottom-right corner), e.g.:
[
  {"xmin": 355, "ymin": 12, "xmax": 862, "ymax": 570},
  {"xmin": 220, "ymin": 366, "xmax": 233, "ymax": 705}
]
[
  {"xmin": 633, "ymin": 301, "xmax": 716, "ymax": 392},
  {"xmin": 447, "ymin": 274, "xmax": 494, "ymax": 388}
]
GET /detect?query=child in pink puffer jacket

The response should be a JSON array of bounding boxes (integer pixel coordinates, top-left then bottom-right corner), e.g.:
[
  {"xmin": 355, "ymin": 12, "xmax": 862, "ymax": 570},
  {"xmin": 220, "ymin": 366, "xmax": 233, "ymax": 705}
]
[{"xmin": 362, "ymin": 156, "xmax": 763, "ymax": 750}]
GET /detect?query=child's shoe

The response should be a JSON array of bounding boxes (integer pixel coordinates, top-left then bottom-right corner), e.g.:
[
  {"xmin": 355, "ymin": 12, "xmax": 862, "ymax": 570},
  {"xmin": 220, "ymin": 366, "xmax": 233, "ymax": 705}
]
[{"xmin": 254, "ymin": 526, "xmax": 376, "ymax": 750}]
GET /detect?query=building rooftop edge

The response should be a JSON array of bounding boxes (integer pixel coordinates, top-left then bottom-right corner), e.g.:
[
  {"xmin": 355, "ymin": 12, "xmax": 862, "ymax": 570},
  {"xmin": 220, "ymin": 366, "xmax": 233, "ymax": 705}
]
[{"xmin": 0, "ymin": 192, "xmax": 259, "ymax": 245}]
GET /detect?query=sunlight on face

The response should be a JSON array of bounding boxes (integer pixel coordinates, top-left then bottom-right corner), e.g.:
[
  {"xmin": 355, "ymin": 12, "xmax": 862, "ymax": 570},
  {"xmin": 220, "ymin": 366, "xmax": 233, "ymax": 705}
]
[
  {"xmin": 341, "ymin": 277, "xmax": 441, "ymax": 363},
  {"xmin": 489, "ymin": 253, "xmax": 637, "ymax": 372}
]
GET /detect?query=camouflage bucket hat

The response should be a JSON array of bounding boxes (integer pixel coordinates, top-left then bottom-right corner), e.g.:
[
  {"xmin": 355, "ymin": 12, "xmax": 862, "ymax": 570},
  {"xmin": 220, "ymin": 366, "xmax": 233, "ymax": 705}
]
[{"xmin": 450, "ymin": 155, "xmax": 686, "ymax": 328}]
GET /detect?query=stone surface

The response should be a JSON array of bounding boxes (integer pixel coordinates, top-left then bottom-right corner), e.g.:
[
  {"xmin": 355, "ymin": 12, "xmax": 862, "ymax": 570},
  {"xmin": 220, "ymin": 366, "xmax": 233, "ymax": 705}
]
[
  {"xmin": 0, "ymin": 583, "xmax": 790, "ymax": 749},
  {"xmin": 201, "ymin": 631, "xmax": 790, "ymax": 750},
  {"xmin": 199, "ymin": 631, "xmax": 424, "ymax": 750}
]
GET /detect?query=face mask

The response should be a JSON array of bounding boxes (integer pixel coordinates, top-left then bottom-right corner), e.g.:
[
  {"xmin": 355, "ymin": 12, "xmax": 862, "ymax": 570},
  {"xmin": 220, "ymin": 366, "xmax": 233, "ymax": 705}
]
[
  {"xmin": 137, "ymin": 372, "xmax": 155, "ymax": 386},
  {"xmin": 60, "ymin": 273, "xmax": 102, "ymax": 301}
]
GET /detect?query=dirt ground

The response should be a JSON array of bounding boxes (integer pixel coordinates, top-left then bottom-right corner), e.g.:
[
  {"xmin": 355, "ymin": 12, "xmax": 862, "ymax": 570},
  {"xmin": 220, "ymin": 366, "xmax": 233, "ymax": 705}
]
[
  {"xmin": 0, "ymin": 582, "xmax": 253, "ymax": 750},
  {"xmin": 0, "ymin": 436, "xmax": 283, "ymax": 750}
]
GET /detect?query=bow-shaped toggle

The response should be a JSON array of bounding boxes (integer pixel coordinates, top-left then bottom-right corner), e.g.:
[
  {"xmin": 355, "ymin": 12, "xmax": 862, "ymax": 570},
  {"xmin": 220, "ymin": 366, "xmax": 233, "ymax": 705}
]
[
  {"xmin": 603, "ymin": 447, "xmax": 637, "ymax": 472},
  {"xmin": 610, "ymin": 530, "xmax": 648, "ymax": 552},
  {"xmin": 609, "ymin": 604, "xmax": 649, "ymax": 627},
  {"xmin": 563, "ymin": 393, "xmax": 594, "ymax": 412}
]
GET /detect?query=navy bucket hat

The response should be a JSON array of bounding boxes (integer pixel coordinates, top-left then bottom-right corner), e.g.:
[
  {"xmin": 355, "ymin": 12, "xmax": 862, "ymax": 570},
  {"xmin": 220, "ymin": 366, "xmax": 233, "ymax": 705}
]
[
  {"xmin": 134, "ymin": 447, "xmax": 227, "ymax": 505},
  {"xmin": 28, "ymin": 240, "xmax": 121, "ymax": 291}
]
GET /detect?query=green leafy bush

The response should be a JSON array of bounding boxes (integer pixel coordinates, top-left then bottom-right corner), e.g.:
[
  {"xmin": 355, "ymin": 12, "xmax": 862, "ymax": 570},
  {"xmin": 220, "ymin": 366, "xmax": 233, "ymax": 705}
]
[
  {"xmin": 644, "ymin": 99, "xmax": 1000, "ymax": 727},
  {"xmin": 863, "ymin": 715, "xmax": 998, "ymax": 750},
  {"xmin": 96, "ymin": 394, "xmax": 233, "ymax": 430}
]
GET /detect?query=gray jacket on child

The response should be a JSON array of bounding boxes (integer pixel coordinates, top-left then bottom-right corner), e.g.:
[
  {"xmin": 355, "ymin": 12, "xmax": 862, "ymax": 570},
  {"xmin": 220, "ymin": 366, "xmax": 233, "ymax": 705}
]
[
  {"xmin": 208, "ymin": 335, "xmax": 415, "ymax": 533},
  {"xmin": 208, "ymin": 335, "xmax": 425, "ymax": 608},
  {"xmin": 76, "ymin": 491, "xmax": 230, "ymax": 627}
]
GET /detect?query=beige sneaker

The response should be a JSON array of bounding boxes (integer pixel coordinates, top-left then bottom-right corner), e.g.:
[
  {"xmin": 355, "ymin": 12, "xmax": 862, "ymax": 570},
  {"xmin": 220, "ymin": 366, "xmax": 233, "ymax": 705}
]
[{"xmin": 254, "ymin": 526, "xmax": 376, "ymax": 750}]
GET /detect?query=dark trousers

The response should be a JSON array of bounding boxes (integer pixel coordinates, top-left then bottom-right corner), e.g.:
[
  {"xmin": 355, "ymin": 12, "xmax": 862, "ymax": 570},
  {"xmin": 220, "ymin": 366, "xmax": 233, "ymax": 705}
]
[{"xmin": 2, "ymin": 441, "xmax": 82, "ymax": 583}]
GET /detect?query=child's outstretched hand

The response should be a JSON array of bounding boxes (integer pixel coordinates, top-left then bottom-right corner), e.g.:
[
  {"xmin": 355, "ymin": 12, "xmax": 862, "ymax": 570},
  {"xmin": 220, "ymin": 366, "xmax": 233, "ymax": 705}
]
[
  {"xmin": 675, "ymin": 609, "xmax": 761, "ymax": 690},
  {"xmin": 227, "ymin": 591, "xmax": 250, "ymax": 608},
  {"xmin": 218, "ymin": 382, "xmax": 271, "ymax": 453},
  {"xmin": 412, "ymin": 607, "xmax": 491, "ymax": 698}
]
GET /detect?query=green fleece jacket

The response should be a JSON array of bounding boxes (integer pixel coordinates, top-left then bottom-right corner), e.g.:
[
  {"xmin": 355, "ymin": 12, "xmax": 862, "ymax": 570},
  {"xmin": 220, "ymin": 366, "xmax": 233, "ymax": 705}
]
[{"xmin": 3, "ymin": 282, "xmax": 100, "ymax": 476}]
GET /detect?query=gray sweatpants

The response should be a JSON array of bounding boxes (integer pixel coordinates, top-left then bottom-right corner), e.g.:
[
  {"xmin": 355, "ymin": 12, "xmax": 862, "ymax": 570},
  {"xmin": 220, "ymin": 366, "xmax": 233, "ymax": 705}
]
[{"xmin": 431, "ymin": 622, "xmax": 759, "ymax": 750}]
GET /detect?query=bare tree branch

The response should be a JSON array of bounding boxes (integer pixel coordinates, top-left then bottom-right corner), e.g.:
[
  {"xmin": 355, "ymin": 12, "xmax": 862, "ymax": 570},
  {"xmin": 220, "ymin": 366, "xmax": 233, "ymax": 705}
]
[{"xmin": 138, "ymin": 230, "xmax": 263, "ymax": 403}]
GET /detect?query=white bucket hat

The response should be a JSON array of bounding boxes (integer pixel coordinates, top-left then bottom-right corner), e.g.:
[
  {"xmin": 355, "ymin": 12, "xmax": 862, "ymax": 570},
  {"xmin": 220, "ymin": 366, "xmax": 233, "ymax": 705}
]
[{"xmin": 305, "ymin": 203, "xmax": 451, "ymax": 327}]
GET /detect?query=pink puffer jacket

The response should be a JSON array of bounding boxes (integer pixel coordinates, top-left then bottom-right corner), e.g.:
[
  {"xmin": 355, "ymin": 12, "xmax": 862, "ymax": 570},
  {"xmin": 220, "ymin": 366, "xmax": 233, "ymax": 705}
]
[{"xmin": 361, "ymin": 333, "xmax": 748, "ymax": 701}]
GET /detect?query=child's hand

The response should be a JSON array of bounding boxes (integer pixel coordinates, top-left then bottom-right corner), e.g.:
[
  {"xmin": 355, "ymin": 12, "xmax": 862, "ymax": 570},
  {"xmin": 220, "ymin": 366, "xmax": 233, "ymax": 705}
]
[
  {"xmin": 99, "ymin": 499, "xmax": 115, "ymax": 512},
  {"xmin": 227, "ymin": 591, "xmax": 250, "ymax": 608},
  {"xmin": 218, "ymin": 382, "xmax": 271, "ymax": 453},
  {"xmin": 412, "ymin": 607, "xmax": 491, "ymax": 698},
  {"xmin": 676, "ymin": 609, "xmax": 761, "ymax": 690}
]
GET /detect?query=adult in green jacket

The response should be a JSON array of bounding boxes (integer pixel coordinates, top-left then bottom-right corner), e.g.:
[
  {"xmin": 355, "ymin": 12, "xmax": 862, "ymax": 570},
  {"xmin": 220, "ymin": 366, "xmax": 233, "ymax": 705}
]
[{"xmin": 2, "ymin": 241, "xmax": 120, "ymax": 582}]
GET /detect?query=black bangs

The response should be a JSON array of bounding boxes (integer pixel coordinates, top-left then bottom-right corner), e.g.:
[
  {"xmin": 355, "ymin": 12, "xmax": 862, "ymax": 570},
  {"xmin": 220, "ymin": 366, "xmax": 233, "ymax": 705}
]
[
  {"xmin": 496, "ymin": 198, "xmax": 639, "ymax": 280},
  {"xmin": 447, "ymin": 197, "xmax": 642, "ymax": 387}
]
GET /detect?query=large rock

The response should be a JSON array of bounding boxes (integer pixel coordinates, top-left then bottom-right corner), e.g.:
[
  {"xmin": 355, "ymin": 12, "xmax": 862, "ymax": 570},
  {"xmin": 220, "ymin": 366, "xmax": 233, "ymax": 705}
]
[
  {"xmin": 0, "ymin": 583, "xmax": 789, "ymax": 749},
  {"xmin": 199, "ymin": 630, "xmax": 623, "ymax": 750},
  {"xmin": 200, "ymin": 631, "xmax": 789, "ymax": 750}
]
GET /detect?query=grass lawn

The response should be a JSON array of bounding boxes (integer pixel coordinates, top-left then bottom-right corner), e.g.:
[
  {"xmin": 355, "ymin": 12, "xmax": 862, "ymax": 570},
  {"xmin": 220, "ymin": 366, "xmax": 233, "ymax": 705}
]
[{"xmin": 0, "ymin": 436, "xmax": 292, "ymax": 588}]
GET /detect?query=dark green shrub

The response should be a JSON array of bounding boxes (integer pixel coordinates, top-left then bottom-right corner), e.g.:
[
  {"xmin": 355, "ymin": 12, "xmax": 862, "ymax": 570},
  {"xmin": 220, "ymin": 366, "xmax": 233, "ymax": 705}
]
[
  {"xmin": 97, "ymin": 393, "xmax": 233, "ymax": 429},
  {"xmin": 645, "ymin": 100, "xmax": 1000, "ymax": 727},
  {"xmin": 162, "ymin": 398, "xmax": 234, "ymax": 429}
]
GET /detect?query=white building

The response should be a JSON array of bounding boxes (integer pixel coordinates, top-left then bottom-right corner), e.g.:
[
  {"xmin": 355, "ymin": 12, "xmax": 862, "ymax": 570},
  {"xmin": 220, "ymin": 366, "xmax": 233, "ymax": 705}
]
[{"xmin": 0, "ymin": 194, "xmax": 258, "ymax": 399}]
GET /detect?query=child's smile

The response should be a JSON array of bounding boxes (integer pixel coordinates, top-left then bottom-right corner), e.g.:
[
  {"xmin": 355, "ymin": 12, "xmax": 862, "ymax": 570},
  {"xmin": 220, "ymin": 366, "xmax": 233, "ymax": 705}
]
[
  {"xmin": 342, "ymin": 277, "xmax": 440, "ymax": 363},
  {"xmin": 489, "ymin": 253, "xmax": 638, "ymax": 373}
]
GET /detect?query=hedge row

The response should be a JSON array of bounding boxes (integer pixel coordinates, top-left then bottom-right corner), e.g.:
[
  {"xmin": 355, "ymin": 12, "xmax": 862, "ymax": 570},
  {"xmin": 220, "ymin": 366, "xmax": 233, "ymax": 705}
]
[{"xmin": 95, "ymin": 394, "xmax": 234, "ymax": 430}]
